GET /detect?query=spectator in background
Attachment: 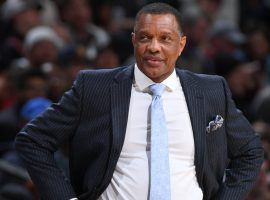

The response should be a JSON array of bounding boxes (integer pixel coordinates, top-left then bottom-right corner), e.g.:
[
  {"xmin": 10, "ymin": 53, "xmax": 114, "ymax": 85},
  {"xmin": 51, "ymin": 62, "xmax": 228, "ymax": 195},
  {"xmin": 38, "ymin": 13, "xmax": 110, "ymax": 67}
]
[
  {"xmin": 0, "ymin": 0, "xmax": 42, "ymax": 70},
  {"xmin": 178, "ymin": 10, "xmax": 210, "ymax": 73},
  {"xmin": 0, "ymin": 96, "xmax": 52, "ymax": 200},
  {"xmin": 90, "ymin": 0, "xmax": 135, "ymax": 64},
  {"xmin": 247, "ymin": 28, "xmax": 270, "ymax": 84},
  {"xmin": 180, "ymin": 0, "xmax": 239, "ymax": 28},
  {"xmin": 252, "ymin": 86, "xmax": 270, "ymax": 125},
  {"xmin": 0, "ymin": 72, "xmax": 17, "ymax": 112},
  {"xmin": 247, "ymin": 121, "xmax": 270, "ymax": 200},
  {"xmin": 56, "ymin": 0, "xmax": 110, "ymax": 64},
  {"xmin": 12, "ymin": 26, "xmax": 63, "ymax": 70},
  {"xmin": 254, "ymin": 121, "xmax": 270, "ymax": 159},
  {"xmin": 10, "ymin": 26, "xmax": 74, "ymax": 102},
  {"xmin": 0, "ymin": 69, "xmax": 70, "ymax": 200},
  {"xmin": 0, "ymin": 68, "xmax": 49, "ymax": 130},
  {"xmin": 20, "ymin": 97, "xmax": 52, "ymax": 126},
  {"xmin": 213, "ymin": 53, "xmax": 263, "ymax": 121},
  {"xmin": 227, "ymin": 61, "xmax": 263, "ymax": 122},
  {"xmin": 203, "ymin": 20, "xmax": 247, "ymax": 74},
  {"xmin": 0, "ymin": 71, "xmax": 20, "ymax": 156},
  {"xmin": 0, "ymin": 68, "xmax": 52, "ymax": 199},
  {"xmin": 92, "ymin": 46, "xmax": 120, "ymax": 69},
  {"xmin": 239, "ymin": 0, "xmax": 270, "ymax": 32},
  {"xmin": 196, "ymin": 0, "xmax": 222, "ymax": 21}
]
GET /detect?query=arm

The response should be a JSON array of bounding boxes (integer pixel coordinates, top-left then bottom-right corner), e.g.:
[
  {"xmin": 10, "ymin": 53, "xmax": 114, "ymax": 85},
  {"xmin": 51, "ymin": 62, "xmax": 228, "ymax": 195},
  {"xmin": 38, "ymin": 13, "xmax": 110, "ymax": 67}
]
[
  {"xmin": 214, "ymin": 78, "xmax": 264, "ymax": 200},
  {"xmin": 15, "ymin": 72, "xmax": 85, "ymax": 200}
]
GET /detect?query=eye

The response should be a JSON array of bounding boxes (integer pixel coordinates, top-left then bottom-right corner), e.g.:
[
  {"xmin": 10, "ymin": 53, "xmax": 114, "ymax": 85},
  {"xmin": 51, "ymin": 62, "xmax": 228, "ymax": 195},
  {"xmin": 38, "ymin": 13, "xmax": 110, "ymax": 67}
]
[
  {"xmin": 139, "ymin": 34, "xmax": 150, "ymax": 42},
  {"xmin": 161, "ymin": 35, "xmax": 172, "ymax": 42}
]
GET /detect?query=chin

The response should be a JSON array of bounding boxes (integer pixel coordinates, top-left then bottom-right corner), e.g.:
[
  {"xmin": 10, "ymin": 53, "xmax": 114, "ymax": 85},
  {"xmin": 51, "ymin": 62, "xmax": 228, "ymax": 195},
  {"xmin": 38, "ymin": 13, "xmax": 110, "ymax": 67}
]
[{"xmin": 146, "ymin": 72, "xmax": 164, "ymax": 82}]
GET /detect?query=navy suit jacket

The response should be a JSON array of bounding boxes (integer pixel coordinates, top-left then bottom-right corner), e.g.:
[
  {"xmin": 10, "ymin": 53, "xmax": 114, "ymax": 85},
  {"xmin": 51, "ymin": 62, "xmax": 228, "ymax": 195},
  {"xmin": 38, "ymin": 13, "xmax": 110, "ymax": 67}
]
[{"xmin": 15, "ymin": 65, "xmax": 263, "ymax": 200}]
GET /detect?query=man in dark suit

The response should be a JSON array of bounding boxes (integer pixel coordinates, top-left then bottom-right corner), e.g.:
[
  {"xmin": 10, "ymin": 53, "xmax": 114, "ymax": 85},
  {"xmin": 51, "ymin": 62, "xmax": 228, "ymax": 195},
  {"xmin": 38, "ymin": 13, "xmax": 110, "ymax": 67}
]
[{"xmin": 15, "ymin": 3, "xmax": 263, "ymax": 200}]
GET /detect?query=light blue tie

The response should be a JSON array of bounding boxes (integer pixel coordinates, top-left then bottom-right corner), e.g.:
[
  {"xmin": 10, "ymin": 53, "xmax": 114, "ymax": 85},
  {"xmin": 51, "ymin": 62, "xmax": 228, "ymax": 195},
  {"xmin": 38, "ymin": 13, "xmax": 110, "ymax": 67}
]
[{"xmin": 149, "ymin": 83, "xmax": 171, "ymax": 200}]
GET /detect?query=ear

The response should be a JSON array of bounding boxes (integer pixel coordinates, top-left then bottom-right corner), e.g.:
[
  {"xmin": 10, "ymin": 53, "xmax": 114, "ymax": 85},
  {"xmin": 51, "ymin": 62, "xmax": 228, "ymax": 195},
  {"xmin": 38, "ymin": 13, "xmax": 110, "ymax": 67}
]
[
  {"xmin": 131, "ymin": 32, "xmax": 135, "ymax": 46},
  {"xmin": 178, "ymin": 36, "xmax": 187, "ymax": 56}
]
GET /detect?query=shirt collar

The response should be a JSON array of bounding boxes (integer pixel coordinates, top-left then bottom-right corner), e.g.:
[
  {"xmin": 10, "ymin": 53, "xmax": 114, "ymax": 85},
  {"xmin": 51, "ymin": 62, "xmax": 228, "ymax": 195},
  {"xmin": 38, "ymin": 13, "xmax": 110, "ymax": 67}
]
[{"xmin": 134, "ymin": 63, "xmax": 178, "ymax": 92}]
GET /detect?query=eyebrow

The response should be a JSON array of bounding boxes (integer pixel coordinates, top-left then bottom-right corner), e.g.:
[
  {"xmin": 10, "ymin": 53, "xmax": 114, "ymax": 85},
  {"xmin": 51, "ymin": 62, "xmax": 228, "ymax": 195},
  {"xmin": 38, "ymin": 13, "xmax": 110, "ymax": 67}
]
[
  {"xmin": 136, "ymin": 29, "xmax": 181, "ymax": 38},
  {"xmin": 136, "ymin": 28, "xmax": 175, "ymax": 33}
]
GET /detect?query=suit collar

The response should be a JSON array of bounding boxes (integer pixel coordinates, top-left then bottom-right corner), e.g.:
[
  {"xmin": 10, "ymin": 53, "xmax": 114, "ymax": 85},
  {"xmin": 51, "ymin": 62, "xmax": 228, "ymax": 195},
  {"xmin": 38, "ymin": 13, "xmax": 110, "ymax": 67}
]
[
  {"xmin": 113, "ymin": 67, "xmax": 206, "ymax": 189},
  {"xmin": 102, "ymin": 66, "xmax": 206, "ymax": 192},
  {"xmin": 113, "ymin": 65, "xmax": 134, "ymax": 83}
]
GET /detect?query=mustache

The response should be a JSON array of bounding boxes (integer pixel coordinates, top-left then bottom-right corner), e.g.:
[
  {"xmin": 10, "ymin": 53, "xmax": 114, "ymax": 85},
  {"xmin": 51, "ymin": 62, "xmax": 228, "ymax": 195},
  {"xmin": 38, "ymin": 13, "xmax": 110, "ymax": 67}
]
[{"xmin": 143, "ymin": 55, "xmax": 164, "ymax": 61}]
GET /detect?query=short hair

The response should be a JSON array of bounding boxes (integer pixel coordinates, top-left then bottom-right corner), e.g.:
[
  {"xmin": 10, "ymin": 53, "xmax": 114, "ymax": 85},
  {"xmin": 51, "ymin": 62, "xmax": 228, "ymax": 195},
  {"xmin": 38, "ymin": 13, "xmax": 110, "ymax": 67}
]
[{"xmin": 135, "ymin": 2, "xmax": 183, "ymax": 34}]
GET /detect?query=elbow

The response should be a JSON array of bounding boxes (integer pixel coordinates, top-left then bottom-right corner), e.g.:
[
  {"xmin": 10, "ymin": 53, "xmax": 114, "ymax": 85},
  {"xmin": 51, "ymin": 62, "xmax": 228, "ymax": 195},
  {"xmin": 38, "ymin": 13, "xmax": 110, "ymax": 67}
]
[
  {"xmin": 14, "ymin": 129, "xmax": 39, "ymax": 158},
  {"xmin": 14, "ymin": 132, "xmax": 30, "ymax": 156}
]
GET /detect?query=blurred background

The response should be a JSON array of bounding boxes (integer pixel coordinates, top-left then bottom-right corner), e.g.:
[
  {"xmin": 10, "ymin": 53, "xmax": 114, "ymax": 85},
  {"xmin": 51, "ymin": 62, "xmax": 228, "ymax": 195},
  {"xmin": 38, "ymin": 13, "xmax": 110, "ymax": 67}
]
[{"xmin": 0, "ymin": 0, "xmax": 270, "ymax": 199}]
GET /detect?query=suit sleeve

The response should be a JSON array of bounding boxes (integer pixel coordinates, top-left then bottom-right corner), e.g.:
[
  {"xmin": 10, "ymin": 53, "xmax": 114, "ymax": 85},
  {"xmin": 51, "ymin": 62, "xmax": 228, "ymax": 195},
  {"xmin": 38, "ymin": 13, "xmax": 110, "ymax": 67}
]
[
  {"xmin": 15, "ymin": 71, "xmax": 84, "ymax": 200},
  {"xmin": 214, "ymin": 77, "xmax": 264, "ymax": 200}
]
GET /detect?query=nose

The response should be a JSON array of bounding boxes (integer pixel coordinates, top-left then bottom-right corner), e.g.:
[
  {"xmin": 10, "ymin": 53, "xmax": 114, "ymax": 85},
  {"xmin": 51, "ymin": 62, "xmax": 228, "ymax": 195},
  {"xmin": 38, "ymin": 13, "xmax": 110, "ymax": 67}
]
[{"xmin": 147, "ymin": 38, "xmax": 160, "ymax": 53}]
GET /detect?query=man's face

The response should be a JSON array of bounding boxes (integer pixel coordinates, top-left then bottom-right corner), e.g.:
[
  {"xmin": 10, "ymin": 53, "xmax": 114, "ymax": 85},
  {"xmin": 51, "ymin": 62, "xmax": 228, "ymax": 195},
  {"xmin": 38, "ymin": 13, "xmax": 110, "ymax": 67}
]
[
  {"xmin": 29, "ymin": 40, "xmax": 58, "ymax": 67},
  {"xmin": 132, "ymin": 13, "xmax": 186, "ymax": 82},
  {"xmin": 62, "ymin": 0, "xmax": 91, "ymax": 30}
]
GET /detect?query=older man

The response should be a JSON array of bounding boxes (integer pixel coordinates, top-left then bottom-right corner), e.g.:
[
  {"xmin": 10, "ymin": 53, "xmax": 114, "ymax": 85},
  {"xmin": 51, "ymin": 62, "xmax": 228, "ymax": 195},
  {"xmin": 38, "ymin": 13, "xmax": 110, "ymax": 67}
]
[{"xmin": 15, "ymin": 3, "xmax": 263, "ymax": 200}]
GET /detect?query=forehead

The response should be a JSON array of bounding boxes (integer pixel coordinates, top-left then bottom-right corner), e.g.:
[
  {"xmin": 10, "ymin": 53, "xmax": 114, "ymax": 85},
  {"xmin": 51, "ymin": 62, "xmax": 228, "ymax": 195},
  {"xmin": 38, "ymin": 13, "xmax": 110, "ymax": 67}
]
[{"xmin": 135, "ymin": 13, "xmax": 180, "ymax": 33}]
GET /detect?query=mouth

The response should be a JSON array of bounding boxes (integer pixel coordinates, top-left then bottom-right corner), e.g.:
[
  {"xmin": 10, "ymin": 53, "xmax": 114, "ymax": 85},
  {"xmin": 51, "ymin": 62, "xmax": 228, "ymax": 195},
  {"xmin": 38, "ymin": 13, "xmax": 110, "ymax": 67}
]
[{"xmin": 144, "ymin": 56, "xmax": 163, "ymax": 66}]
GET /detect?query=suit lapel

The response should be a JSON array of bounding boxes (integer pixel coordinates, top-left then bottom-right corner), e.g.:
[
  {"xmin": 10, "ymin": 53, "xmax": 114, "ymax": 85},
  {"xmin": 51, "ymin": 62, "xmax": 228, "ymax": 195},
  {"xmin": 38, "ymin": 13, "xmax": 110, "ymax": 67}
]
[
  {"xmin": 101, "ymin": 65, "xmax": 134, "ymax": 191},
  {"xmin": 101, "ymin": 67, "xmax": 206, "ymax": 193},
  {"xmin": 177, "ymin": 69, "xmax": 206, "ymax": 188}
]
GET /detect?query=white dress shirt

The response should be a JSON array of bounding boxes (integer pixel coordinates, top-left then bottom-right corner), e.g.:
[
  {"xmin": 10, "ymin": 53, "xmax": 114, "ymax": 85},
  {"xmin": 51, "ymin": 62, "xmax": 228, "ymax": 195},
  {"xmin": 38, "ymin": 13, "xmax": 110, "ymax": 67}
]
[{"xmin": 98, "ymin": 65, "xmax": 203, "ymax": 200}]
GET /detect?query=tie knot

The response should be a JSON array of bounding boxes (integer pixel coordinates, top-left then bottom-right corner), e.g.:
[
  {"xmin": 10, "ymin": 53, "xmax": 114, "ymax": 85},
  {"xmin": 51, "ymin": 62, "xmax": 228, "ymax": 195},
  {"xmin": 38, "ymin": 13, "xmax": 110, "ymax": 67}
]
[{"xmin": 149, "ymin": 83, "xmax": 166, "ymax": 97}]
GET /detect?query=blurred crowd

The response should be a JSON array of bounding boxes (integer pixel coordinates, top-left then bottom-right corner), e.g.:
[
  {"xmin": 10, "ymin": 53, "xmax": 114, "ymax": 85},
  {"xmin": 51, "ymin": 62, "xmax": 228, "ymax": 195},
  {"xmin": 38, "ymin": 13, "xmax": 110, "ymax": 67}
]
[{"xmin": 0, "ymin": 0, "xmax": 270, "ymax": 199}]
